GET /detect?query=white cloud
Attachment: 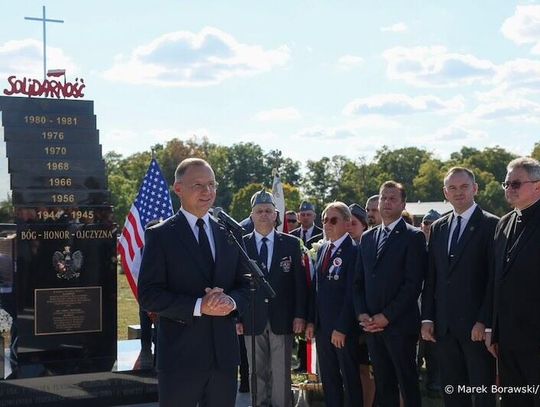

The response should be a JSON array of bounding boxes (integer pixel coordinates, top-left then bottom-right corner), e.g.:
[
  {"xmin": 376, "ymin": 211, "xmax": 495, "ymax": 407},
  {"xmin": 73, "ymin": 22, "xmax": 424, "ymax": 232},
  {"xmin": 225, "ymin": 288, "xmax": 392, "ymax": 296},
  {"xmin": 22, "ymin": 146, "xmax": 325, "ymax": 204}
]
[
  {"xmin": 383, "ymin": 45, "xmax": 496, "ymax": 87},
  {"xmin": 336, "ymin": 54, "xmax": 364, "ymax": 71},
  {"xmin": 431, "ymin": 125, "xmax": 487, "ymax": 142},
  {"xmin": 473, "ymin": 98, "xmax": 540, "ymax": 122},
  {"xmin": 103, "ymin": 27, "xmax": 290, "ymax": 87},
  {"xmin": 295, "ymin": 116, "xmax": 400, "ymax": 141},
  {"xmin": 343, "ymin": 93, "xmax": 465, "ymax": 116},
  {"xmin": 501, "ymin": 5, "xmax": 540, "ymax": 54},
  {"xmin": 0, "ymin": 39, "xmax": 77, "ymax": 78},
  {"xmin": 381, "ymin": 22, "xmax": 408, "ymax": 33},
  {"xmin": 493, "ymin": 58, "xmax": 540, "ymax": 94},
  {"xmin": 254, "ymin": 107, "xmax": 301, "ymax": 122}
]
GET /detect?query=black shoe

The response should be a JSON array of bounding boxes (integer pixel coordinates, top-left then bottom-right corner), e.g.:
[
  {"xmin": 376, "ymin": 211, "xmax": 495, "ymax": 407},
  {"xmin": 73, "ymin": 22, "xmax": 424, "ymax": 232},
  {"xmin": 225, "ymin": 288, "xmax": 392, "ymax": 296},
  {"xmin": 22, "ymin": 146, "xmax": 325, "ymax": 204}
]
[
  {"xmin": 292, "ymin": 366, "xmax": 306, "ymax": 373},
  {"xmin": 238, "ymin": 383, "xmax": 250, "ymax": 393}
]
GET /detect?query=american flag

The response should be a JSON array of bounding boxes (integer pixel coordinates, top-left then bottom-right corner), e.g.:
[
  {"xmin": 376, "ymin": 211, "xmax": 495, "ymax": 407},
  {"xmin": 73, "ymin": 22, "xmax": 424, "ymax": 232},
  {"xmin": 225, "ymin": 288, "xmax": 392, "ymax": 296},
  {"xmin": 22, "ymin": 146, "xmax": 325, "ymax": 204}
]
[{"xmin": 117, "ymin": 158, "xmax": 174, "ymax": 298}]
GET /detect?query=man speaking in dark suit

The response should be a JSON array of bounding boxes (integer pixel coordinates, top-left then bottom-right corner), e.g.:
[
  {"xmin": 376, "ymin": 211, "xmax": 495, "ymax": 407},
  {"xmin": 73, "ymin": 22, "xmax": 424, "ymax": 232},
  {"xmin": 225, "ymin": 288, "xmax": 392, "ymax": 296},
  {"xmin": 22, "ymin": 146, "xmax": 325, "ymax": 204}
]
[
  {"xmin": 487, "ymin": 157, "xmax": 540, "ymax": 407},
  {"xmin": 421, "ymin": 167, "xmax": 497, "ymax": 407},
  {"xmin": 138, "ymin": 158, "xmax": 249, "ymax": 407},
  {"xmin": 237, "ymin": 189, "xmax": 307, "ymax": 407},
  {"xmin": 353, "ymin": 181, "xmax": 426, "ymax": 407}
]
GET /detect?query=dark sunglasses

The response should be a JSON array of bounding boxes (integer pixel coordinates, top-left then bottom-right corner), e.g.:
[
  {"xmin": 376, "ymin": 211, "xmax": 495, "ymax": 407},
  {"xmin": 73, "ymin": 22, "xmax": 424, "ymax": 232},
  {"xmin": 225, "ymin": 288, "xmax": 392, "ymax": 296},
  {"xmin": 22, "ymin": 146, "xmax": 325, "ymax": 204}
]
[
  {"xmin": 322, "ymin": 216, "xmax": 340, "ymax": 225},
  {"xmin": 501, "ymin": 180, "xmax": 540, "ymax": 190},
  {"xmin": 286, "ymin": 219, "xmax": 297, "ymax": 223}
]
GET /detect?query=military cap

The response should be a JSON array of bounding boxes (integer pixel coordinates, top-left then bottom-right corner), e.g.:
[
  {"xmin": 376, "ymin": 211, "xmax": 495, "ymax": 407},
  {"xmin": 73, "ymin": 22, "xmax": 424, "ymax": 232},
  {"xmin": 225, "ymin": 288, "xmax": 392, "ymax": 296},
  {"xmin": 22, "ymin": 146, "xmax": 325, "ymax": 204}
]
[
  {"xmin": 298, "ymin": 201, "xmax": 315, "ymax": 212},
  {"xmin": 251, "ymin": 189, "xmax": 275, "ymax": 207},
  {"xmin": 422, "ymin": 209, "xmax": 441, "ymax": 223},
  {"xmin": 349, "ymin": 203, "xmax": 367, "ymax": 223}
]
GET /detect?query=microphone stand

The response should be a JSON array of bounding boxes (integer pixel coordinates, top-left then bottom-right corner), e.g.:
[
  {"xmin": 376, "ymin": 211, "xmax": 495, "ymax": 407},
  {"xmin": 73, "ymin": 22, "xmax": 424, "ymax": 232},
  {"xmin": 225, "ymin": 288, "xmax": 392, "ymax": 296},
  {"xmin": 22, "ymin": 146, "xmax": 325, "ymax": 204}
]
[{"xmin": 219, "ymin": 223, "xmax": 275, "ymax": 407}]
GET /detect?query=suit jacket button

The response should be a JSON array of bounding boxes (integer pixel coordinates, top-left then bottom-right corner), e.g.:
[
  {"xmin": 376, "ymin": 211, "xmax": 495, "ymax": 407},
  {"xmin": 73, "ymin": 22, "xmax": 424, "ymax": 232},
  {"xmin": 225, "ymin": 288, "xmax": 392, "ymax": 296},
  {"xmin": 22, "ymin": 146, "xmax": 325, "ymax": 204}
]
[{"xmin": 264, "ymin": 298, "xmax": 269, "ymax": 303}]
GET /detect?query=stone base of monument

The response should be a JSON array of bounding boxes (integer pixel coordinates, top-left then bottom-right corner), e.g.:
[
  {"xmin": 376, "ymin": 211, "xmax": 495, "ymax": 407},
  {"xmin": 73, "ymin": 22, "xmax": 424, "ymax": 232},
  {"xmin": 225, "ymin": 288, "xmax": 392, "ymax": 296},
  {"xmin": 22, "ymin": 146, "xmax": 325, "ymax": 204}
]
[{"xmin": 0, "ymin": 340, "xmax": 158, "ymax": 407}]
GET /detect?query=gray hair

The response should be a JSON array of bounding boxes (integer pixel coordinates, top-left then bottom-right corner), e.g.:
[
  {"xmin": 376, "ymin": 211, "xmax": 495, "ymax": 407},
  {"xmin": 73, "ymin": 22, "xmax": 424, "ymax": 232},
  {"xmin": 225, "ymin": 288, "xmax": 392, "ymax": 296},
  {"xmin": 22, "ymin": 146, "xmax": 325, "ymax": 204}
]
[
  {"xmin": 507, "ymin": 157, "xmax": 540, "ymax": 180},
  {"xmin": 322, "ymin": 201, "xmax": 352, "ymax": 222}
]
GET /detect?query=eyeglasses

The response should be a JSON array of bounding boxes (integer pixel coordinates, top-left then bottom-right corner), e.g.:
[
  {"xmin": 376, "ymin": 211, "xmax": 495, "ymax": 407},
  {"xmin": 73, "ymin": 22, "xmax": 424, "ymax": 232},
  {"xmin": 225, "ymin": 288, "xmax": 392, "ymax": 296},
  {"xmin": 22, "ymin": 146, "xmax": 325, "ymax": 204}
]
[
  {"xmin": 501, "ymin": 180, "xmax": 539, "ymax": 190},
  {"xmin": 286, "ymin": 219, "xmax": 297, "ymax": 223},
  {"xmin": 322, "ymin": 216, "xmax": 340, "ymax": 225},
  {"xmin": 185, "ymin": 181, "xmax": 219, "ymax": 192}
]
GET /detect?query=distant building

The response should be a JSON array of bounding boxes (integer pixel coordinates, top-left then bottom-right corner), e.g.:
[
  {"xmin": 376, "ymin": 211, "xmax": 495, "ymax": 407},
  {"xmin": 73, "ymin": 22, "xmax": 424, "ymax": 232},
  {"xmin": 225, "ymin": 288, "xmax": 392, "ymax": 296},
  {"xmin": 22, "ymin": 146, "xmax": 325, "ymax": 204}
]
[{"xmin": 405, "ymin": 201, "xmax": 453, "ymax": 226}]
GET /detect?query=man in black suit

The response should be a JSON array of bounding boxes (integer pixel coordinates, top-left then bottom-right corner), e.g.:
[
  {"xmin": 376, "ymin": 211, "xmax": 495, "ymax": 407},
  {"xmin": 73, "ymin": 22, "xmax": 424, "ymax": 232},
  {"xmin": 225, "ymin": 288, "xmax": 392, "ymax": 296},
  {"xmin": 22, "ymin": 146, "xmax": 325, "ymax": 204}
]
[
  {"xmin": 306, "ymin": 202, "xmax": 363, "ymax": 407},
  {"xmin": 421, "ymin": 167, "xmax": 497, "ymax": 407},
  {"xmin": 487, "ymin": 157, "xmax": 540, "ymax": 407},
  {"xmin": 138, "ymin": 158, "xmax": 249, "ymax": 407},
  {"xmin": 290, "ymin": 200, "xmax": 322, "ymax": 372},
  {"xmin": 237, "ymin": 189, "xmax": 307, "ymax": 407},
  {"xmin": 290, "ymin": 201, "xmax": 323, "ymax": 247},
  {"xmin": 353, "ymin": 181, "xmax": 426, "ymax": 407}
]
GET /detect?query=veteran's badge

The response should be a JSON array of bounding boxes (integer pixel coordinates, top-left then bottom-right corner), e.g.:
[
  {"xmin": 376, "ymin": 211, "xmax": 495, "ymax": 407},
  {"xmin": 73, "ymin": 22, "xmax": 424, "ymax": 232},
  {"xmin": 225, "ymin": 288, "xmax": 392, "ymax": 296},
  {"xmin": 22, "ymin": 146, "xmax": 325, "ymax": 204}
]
[{"xmin": 280, "ymin": 256, "xmax": 292, "ymax": 272}]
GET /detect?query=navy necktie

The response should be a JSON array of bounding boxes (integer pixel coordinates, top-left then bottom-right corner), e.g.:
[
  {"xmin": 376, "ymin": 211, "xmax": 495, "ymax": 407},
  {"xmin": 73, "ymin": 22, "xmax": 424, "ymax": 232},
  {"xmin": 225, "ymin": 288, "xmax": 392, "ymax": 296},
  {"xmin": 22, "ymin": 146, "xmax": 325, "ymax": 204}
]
[
  {"xmin": 196, "ymin": 218, "xmax": 215, "ymax": 277},
  {"xmin": 449, "ymin": 215, "xmax": 462, "ymax": 261},
  {"xmin": 377, "ymin": 227, "xmax": 390, "ymax": 257},
  {"xmin": 259, "ymin": 237, "xmax": 269, "ymax": 273}
]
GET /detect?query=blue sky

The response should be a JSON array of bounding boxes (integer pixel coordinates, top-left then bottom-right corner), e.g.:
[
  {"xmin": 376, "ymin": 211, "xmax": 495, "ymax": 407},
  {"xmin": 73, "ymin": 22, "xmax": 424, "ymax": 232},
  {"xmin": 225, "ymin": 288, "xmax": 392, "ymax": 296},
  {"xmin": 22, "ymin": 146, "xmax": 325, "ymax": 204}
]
[{"xmin": 1, "ymin": 0, "xmax": 540, "ymax": 166}]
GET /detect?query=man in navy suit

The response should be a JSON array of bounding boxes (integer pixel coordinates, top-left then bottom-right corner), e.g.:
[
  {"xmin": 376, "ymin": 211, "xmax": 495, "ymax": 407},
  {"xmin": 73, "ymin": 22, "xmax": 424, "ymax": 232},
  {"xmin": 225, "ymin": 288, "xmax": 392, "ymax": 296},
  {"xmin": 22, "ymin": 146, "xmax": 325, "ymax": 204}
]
[
  {"xmin": 353, "ymin": 181, "xmax": 426, "ymax": 407},
  {"xmin": 138, "ymin": 158, "xmax": 249, "ymax": 407},
  {"xmin": 487, "ymin": 157, "xmax": 540, "ymax": 407},
  {"xmin": 237, "ymin": 189, "xmax": 307, "ymax": 407},
  {"xmin": 290, "ymin": 201, "xmax": 323, "ymax": 248},
  {"xmin": 422, "ymin": 167, "xmax": 497, "ymax": 407},
  {"xmin": 306, "ymin": 202, "xmax": 363, "ymax": 407}
]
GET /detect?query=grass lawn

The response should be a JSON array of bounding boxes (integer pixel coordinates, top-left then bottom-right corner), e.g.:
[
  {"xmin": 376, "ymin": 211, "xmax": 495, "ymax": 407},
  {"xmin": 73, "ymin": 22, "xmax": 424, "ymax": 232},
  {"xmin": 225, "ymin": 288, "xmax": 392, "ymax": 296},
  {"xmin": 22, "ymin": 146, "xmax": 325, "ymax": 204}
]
[{"xmin": 117, "ymin": 270, "xmax": 140, "ymax": 340}]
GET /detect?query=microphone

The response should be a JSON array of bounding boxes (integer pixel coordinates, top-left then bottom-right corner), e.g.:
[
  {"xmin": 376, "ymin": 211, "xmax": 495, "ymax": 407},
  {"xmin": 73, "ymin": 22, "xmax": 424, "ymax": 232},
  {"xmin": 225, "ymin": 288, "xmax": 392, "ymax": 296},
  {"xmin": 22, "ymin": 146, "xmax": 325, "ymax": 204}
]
[{"xmin": 213, "ymin": 207, "xmax": 246, "ymax": 235}]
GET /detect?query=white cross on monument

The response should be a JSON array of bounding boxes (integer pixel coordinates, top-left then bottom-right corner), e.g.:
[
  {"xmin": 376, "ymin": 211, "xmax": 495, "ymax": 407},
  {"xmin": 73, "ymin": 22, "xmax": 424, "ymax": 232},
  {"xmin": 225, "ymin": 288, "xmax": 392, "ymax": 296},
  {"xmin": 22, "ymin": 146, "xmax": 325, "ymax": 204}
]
[{"xmin": 24, "ymin": 5, "xmax": 64, "ymax": 80}]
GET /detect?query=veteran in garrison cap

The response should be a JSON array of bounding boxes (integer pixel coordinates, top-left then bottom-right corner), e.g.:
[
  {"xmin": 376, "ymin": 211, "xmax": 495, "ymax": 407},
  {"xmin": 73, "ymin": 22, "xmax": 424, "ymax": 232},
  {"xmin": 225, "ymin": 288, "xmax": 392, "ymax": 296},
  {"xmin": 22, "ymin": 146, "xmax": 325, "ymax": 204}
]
[
  {"xmin": 238, "ymin": 189, "xmax": 307, "ymax": 407},
  {"xmin": 290, "ymin": 201, "xmax": 322, "ymax": 247},
  {"xmin": 349, "ymin": 203, "xmax": 368, "ymax": 245},
  {"xmin": 420, "ymin": 209, "xmax": 441, "ymax": 241}
]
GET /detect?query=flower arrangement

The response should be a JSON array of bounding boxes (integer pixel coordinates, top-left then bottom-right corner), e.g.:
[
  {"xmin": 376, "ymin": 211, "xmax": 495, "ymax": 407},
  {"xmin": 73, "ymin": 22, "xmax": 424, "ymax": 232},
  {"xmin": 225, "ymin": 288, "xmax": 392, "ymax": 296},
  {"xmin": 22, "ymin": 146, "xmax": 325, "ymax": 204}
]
[
  {"xmin": 308, "ymin": 239, "xmax": 325, "ymax": 261},
  {"xmin": 0, "ymin": 308, "xmax": 13, "ymax": 333}
]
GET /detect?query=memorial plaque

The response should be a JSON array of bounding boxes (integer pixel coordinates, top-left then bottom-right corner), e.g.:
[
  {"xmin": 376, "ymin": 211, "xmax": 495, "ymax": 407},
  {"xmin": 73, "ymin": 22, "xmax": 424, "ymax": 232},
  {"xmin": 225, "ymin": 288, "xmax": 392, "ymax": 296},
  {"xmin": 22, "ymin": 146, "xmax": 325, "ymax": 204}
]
[
  {"xmin": 1, "ymin": 112, "xmax": 96, "ymax": 129},
  {"xmin": 8, "ymin": 158, "xmax": 106, "ymax": 175},
  {"xmin": 35, "ymin": 287, "xmax": 102, "ymax": 335},
  {"xmin": 6, "ymin": 142, "xmax": 102, "ymax": 159},
  {"xmin": 10, "ymin": 173, "xmax": 107, "ymax": 190},
  {"xmin": 3, "ymin": 126, "xmax": 99, "ymax": 144},
  {"xmin": 12, "ymin": 189, "xmax": 110, "ymax": 206}
]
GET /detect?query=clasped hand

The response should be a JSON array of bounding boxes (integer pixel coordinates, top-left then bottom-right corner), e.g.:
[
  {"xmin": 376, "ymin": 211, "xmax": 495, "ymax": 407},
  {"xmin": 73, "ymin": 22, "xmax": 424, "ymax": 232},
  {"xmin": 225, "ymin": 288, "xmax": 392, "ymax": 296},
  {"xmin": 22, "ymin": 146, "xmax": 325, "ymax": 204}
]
[
  {"xmin": 201, "ymin": 287, "xmax": 234, "ymax": 316},
  {"xmin": 359, "ymin": 313, "xmax": 388, "ymax": 333}
]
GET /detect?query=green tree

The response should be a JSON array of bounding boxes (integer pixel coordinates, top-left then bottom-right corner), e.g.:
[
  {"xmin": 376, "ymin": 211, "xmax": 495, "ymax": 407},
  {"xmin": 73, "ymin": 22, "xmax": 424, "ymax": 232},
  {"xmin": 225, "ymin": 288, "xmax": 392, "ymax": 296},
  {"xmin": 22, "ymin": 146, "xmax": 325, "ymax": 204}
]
[
  {"xmin": 229, "ymin": 183, "xmax": 265, "ymax": 221},
  {"xmin": 108, "ymin": 175, "xmax": 138, "ymax": 225},
  {"xmin": 0, "ymin": 194, "xmax": 13, "ymax": 223},
  {"xmin": 413, "ymin": 159, "xmax": 445, "ymax": 201},
  {"xmin": 531, "ymin": 142, "xmax": 540, "ymax": 161},
  {"xmin": 374, "ymin": 146, "xmax": 431, "ymax": 200},
  {"xmin": 263, "ymin": 149, "xmax": 302, "ymax": 185}
]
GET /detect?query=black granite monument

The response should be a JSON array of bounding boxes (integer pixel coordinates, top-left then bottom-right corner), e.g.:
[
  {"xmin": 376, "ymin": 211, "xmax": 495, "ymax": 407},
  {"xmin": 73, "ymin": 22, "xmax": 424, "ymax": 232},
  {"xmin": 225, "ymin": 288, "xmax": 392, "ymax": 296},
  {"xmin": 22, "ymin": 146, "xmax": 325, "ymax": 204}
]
[{"xmin": 0, "ymin": 95, "xmax": 117, "ymax": 379}]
